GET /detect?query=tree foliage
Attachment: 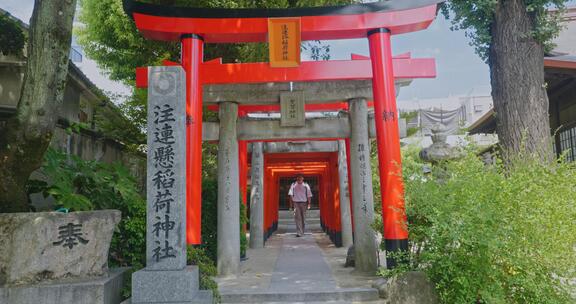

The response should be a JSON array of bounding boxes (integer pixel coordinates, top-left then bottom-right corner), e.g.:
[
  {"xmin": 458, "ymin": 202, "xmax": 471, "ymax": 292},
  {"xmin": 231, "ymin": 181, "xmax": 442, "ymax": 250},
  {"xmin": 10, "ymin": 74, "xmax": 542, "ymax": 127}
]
[
  {"xmin": 77, "ymin": 0, "xmax": 352, "ymax": 84},
  {"xmin": 0, "ymin": 13, "xmax": 26, "ymax": 57},
  {"xmin": 31, "ymin": 148, "xmax": 220, "ymax": 300},
  {"xmin": 439, "ymin": 0, "xmax": 570, "ymax": 163},
  {"xmin": 375, "ymin": 147, "xmax": 576, "ymax": 303},
  {"xmin": 441, "ymin": 0, "xmax": 567, "ymax": 61},
  {"xmin": 77, "ymin": 0, "xmax": 352, "ymax": 154},
  {"xmin": 0, "ymin": 0, "xmax": 77, "ymax": 212}
]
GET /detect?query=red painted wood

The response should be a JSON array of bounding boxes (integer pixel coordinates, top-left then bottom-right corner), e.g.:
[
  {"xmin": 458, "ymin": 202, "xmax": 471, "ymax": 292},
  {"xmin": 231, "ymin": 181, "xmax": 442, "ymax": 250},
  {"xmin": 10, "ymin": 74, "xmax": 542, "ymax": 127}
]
[
  {"xmin": 368, "ymin": 30, "xmax": 408, "ymax": 240},
  {"xmin": 136, "ymin": 67, "xmax": 148, "ymax": 88},
  {"xmin": 261, "ymin": 152, "xmax": 345, "ymax": 241},
  {"xmin": 331, "ymin": 152, "xmax": 341, "ymax": 233},
  {"xmin": 199, "ymin": 58, "xmax": 435, "ymax": 84},
  {"xmin": 130, "ymin": 5, "xmax": 437, "ymax": 43},
  {"xmin": 135, "ymin": 58, "xmax": 436, "ymax": 88},
  {"xmin": 264, "ymin": 165, "xmax": 272, "ymax": 234},
  {"xmin": 239, "ymin": 110, "xmax": 248, "ymax": 207},
  {"xmin": 182, "ymin": 37, "xmax": 204, "ymax": 245}
]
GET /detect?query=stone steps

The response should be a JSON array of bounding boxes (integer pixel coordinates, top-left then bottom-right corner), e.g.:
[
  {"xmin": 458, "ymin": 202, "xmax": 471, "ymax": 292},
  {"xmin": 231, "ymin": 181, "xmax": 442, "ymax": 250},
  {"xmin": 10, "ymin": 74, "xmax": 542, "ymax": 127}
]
[
  {"xmin": 245, "ymin": 302, "xmax": 384, "ymax": 304},
  {"xmin": 278, "ymin": 218, "xmax": 321, "ymax": 225},
  {"xmin": 278, "ymin": 210, "xmax": 320, "ymax": 219},
  {"xmin": 220, "ymin": 288, "xmax": 380, "ymax": 303},
  {"xmin": 278, "ymin": 210, "xmax": 321, "ymax": 226},
  {"xmin": 122, "ymin": 289, "xmax": 213, "ymax": 304}
]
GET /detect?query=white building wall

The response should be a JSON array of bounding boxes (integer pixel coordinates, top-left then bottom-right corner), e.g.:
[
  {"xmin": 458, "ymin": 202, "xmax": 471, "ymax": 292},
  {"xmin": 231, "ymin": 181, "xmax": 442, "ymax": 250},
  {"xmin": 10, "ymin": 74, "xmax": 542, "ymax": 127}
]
[
  {"xmin": 552, "ymin": 7, "xmax": 576, "ymax": 55},
  {"xmin": 397, "ymin": 90, "xmax": 493, "ymax": 137}
]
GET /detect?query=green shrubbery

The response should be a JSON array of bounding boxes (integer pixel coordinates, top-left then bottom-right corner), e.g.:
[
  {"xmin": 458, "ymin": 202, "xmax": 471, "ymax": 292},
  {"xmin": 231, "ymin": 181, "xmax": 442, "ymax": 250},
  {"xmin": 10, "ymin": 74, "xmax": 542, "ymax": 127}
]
[
  {"xmin": 30, "ymin": 148, "xmax": 147, "ymax": 269},
  {"xmin": 240, "ymin": 200, "xmax": 248, "ymax": 258},
  {"xmin": 30, "ymin": 149, "xmax": 222, "ymax": 302},
  {"xmin": 200, "ymin": 178, "xmax": 219, "ymax": 261},
  {"xmin": 187, "ymin": 246, "xmax": 221, "ymax": 303},
  {"xmin": 29, "ymin": 149, "xmax": 147, "ymax": 298},
  {"xmin": 375, "ymin": 147, "xmax": 576, "ymax": 303}
]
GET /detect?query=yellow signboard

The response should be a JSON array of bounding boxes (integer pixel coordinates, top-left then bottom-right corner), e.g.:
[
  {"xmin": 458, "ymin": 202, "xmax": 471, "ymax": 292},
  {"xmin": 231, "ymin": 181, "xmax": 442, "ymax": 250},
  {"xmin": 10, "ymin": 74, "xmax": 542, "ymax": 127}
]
[{"xmin": 268, "ymin": 18, "xmax": 301, "ymax": 68}]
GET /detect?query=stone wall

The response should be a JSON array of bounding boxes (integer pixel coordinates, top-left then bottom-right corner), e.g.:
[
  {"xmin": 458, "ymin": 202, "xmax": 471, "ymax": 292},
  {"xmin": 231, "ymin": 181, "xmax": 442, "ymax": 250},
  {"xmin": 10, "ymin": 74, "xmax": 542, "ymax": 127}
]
[
  {"xmin": 0, "ymin": 55, "xmax": 146, "ymax": 208},
  {"xmin": 29, "ymin": 127, "xmax": 146, "ymax": 210}
]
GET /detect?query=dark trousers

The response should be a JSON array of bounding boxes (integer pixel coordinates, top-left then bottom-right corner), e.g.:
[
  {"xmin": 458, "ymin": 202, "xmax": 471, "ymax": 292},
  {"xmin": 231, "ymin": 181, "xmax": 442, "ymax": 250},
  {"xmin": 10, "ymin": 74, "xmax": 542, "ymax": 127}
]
[{"xmin": 294, "ymin": 202, "xmax": 307, "ymax": 236}]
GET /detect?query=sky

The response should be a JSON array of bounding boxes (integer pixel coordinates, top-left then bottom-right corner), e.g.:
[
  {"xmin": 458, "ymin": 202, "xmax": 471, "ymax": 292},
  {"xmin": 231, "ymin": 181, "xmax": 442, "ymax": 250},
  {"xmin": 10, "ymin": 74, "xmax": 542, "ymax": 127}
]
[
  {"xmin": 4, "ymin": 1, "xmax": 573, "ymax": 104},
  {"xmin": 3, "ymin": 0, "xmax": 132, "ymax": 98}
]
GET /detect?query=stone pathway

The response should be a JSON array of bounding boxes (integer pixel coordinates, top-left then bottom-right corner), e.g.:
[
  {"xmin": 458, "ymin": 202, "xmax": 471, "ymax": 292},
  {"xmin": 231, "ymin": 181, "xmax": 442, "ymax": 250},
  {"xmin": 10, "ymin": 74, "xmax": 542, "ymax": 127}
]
[
  {"xmin": 216, "ymin": 220, "xmax": 383, "ymax": 303},
  {"xmin": 268, "ymin": 233, "xmax": 337, "ymax": 292}
]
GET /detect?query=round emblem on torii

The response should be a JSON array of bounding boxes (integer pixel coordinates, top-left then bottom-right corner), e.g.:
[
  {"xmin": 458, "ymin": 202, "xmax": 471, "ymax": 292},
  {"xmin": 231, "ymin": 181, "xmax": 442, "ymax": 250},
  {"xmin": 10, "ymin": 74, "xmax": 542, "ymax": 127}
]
[{"xmin": 152, "ymin": 73, "xmax": 176, "ymax": 96}]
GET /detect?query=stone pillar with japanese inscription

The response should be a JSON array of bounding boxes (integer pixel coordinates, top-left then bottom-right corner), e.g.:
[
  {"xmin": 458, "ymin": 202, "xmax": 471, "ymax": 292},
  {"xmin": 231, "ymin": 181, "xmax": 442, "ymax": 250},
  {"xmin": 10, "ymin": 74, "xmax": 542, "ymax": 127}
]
[
  {"xmin": 348, "ymin": 98, "xmax": 378, "ymax": 273},
  {"xmin": 132, "ymin": 66, "xmax": 210, "ymax": 303},
  {"xmin": 337, "ymin": 139, "xmax": 354, "ymax": 249},
  {"xmin": 217, "ymin": 101, "xmax": 241, "ymax": 276},
  {"xmin": 249, "ymin": 142, "xmax": 264, "ymax": 249}
]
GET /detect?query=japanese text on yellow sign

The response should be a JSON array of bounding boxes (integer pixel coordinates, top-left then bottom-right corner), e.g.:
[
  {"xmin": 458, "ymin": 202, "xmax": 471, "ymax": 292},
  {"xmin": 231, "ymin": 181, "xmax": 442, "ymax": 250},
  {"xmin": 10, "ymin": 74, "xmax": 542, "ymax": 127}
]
[{"xmin": 268, "ymin": 18, "xmax": 301, "ymax": 68}]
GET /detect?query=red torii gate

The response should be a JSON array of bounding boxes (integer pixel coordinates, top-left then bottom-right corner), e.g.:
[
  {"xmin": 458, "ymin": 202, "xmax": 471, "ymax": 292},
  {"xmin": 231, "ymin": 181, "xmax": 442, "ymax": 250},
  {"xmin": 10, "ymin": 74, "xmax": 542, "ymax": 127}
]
[
  {"xmin": 262, "ymin": 152, "xmax": 342, "ymax": 245},
  {"xmin": 125, "ymin": 0, "xmax": 440, "ymax": 267}
]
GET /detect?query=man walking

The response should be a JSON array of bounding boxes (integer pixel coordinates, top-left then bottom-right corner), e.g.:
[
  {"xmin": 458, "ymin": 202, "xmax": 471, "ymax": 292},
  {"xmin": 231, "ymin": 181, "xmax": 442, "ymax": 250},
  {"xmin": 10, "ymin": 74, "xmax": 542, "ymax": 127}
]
[{"xmin": 288, "ymin": 174, "xmax": 312, "ymax": 237}]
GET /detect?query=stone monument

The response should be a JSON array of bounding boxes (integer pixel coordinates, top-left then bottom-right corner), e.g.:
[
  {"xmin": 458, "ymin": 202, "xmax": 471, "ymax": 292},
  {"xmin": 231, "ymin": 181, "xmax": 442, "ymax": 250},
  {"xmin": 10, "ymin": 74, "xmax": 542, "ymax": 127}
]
[
  {"xmin": 0, "ymin": 210, "xmax": 126, "ymax": 304},
  {"xmin": 131, "ymin": 66, "xmax": 211, "ymax": 303}
]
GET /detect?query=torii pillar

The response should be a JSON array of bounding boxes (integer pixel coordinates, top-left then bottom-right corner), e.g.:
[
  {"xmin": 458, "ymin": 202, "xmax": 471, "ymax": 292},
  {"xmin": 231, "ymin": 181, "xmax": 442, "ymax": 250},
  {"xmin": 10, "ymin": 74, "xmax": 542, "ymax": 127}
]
[
  {"xmin": 181, "ymin": 35, "xmax": 204, "ymax": 245},
  {"xmin": 348, "ymin": 98, "xmax": 378, "ymax": 272},
  {"xmin": 369, "ymin": 29, "xmax": 409, "ymax": 268},
  {"xmin": 217, "ymin": 102, "xmax": 240, "ymax": 276},
  {"xmin": 249, "ymin": 142, "xmax": 265, "ymax": 249}
]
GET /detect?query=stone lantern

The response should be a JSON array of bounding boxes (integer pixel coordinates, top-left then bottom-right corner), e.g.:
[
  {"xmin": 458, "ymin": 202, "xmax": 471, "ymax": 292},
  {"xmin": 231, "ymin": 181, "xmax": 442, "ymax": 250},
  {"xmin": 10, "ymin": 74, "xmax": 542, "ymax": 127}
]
[{"xmin": 419, "ymin": 124, "xmax": 463, "ymax": 163}]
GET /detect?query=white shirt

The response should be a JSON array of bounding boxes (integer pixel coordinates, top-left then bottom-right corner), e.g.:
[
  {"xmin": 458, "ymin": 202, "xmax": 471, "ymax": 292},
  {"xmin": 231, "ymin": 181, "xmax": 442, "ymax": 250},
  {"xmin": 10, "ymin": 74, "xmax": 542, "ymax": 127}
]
[{"xmin": 288, "ymin": 182, "xmax": 312, "ymax": 202}]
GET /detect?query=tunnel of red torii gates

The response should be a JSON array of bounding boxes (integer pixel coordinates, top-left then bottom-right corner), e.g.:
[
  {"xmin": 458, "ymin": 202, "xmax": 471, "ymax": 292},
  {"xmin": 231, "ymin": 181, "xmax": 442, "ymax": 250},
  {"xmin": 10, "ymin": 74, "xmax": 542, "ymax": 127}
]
[{"xmin": 125, "ymin": 0, "xmax": 440, "ymax": 275}]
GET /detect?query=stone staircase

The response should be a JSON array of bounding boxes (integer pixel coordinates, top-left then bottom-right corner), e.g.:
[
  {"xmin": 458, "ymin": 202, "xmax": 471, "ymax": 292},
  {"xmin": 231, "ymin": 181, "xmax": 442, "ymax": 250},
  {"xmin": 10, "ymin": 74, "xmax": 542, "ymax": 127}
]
[
  {"xmin": 278, "ymin": 209, "xmax": 321, "ymax": 227},
  {"xmin": 220, "ymin": 288, "xmax": 380, "ymax": 303}
]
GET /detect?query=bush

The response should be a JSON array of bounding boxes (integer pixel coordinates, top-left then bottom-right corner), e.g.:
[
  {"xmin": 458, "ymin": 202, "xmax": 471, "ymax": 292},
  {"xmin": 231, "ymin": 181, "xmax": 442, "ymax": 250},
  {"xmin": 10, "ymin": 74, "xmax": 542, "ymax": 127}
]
[
  {"xmin": 187, "ymin": 246, "xmax": 221, "ymax": 303},
  {"xmin": 31, "ymin": 148, "xmax": 147, "ymax": 268},
  {"xmin": 200, "ymin": 178, "xmax": 248, "ymax": 260},
  {"xmin": 33, "ymin": 150, "xmax": 243, "ymax": 302},
  {"xmin": 200, "ymin": 178, "xmax": 219, "ymax": 261},
  {"xmin": 376, "ymin": 147, "xmax": 576, "ymax": 303},
  {"xmin": 240, "ymin": 200, "xmax": 248, "ymax": 258},
  {"xmin": 30, "ymin": 148, "xmax": 147, "ymax": 298}
]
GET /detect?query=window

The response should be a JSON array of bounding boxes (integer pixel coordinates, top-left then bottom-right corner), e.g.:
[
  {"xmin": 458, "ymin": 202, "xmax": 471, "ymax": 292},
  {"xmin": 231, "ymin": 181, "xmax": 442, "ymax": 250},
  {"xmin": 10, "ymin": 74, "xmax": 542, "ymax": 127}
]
[
  {"xmin": 559, "ymin": 125, "xmax": 576, "ymax": 162},
  {"xmin": 69, "ymin": 47, "xmax": 82, "ymax": 63},
  {"xmin": 78, "ymin": 110, "xmax": 88, "ymax": 123}
]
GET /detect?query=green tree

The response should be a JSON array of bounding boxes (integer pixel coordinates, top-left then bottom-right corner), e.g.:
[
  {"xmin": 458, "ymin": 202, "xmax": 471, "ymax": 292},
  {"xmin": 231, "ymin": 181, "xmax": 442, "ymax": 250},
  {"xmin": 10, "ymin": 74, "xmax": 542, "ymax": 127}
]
[
  {"xmin": 379, "ymin": 147, "xmax": 576, "ymax": 303},
  {"xmin": 0, "ymin": 0, "xmax": 78, "ymax": 212},
  {"xmin": 76, "ymin": 0, "xmax": 351, "ymax": 134},
  {"xmin": 441, "ymin": 1, "xmax": 568, "ymax": 163},
  {"xmin": 0, "ymin": 13, "xmax": 26, "ymax": 57},
  {"xmin": 77, "ymin": 0, "xmax": 351, "ymax": 84}
]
